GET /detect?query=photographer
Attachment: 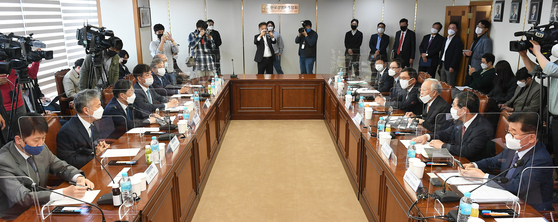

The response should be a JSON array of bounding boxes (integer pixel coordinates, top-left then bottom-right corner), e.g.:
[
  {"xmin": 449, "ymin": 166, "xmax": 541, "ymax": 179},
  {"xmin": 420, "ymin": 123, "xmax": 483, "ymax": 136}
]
[
  {"xmin": 78, "ymin": 37, "xmax": 123, "ymax": 90},
  {"xmin": 188, "ymin": 20, "xmax": 216, "ymax": 78},
  {"xmin": 519, "ymin": 40, "xmax": 558, "ymax": 169},
  {"xmin": 150, "ymin": 24, "xmax": 179, "ymax": 84},
  {"xmin": 295, "ymin": 20, "xmax": 318, "ymax": 74}
]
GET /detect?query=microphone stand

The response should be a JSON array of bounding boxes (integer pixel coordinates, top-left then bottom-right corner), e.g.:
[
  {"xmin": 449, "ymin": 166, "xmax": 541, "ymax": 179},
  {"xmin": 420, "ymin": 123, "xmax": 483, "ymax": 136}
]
[
  {"xmin": 469, "ymin": 159, "xmax": 525, "ymax": 193},
  {"xmin": 433, "ymin": 175, "xmax": 488, "ymax": 202},
  {"xmin": 230, "ymin": 59, "xmax": 237, "ymax": 79},
  {"xmin": 130, "ymin": 106, "xmax": 175, "ymax": 141}
]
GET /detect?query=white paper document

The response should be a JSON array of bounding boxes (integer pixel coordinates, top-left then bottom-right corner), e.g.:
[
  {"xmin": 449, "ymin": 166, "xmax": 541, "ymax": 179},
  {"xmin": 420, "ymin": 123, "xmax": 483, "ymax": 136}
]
[
  {"xmin": 457, "ymin": 185, "xmax": 519, "ymax": 203},
  {"xmin": 100, "ymin": 148, "xmax": 141, "ymax": 158},
  {"xmin": 49, "ymin": 189, "xmax": 100, "ymax": 206},
  {"xmin": 171, "ymin": 94, "xmax": 193, "ymax": 98},
  {"xmin": 126, "ymin": 127, "xmax": 160, "ymax": 134},
  {"xmin": 436, "ymin": 173, "xmax": 484, "ymax": 185},
  {"xmin": 495, "ymin": 218, "xmax": 547, "ymax": 222},
  {"xmin": 400, "ymin": 140, "xmax": 432, "ymax": 158},
  {"xmin": 107, "ymin": 167, "xmax": 131, "ymax": 187},
  {"xmin": 363, "ymin": 102, "xmax": 380, "ymax": 107},
  {"xmin": 166, "ymin": 106, "xmax": 185, "ymax": 112}
]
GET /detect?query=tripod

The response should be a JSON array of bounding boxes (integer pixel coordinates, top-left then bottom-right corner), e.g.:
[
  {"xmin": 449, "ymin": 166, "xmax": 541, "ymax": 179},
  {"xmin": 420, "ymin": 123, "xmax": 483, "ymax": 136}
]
[
  {"xmin": 86, "ymin": 50, "xmax": 109, "ymax": 106},
  {"xmin": 7, "ymin": 67, "xmax": 45, "ymax": 139}
]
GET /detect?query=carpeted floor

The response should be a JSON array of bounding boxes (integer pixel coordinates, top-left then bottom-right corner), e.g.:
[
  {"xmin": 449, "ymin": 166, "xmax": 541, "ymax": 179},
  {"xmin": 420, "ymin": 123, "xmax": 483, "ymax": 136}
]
[{"xmin": 191, "ymin": 120, "xmax": 368, "ymax": 222}]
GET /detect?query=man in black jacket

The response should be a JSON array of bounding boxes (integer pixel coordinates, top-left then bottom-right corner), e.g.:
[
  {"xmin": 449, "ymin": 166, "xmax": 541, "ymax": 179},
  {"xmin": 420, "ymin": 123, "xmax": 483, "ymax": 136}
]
[
  {"xmin": 406, "ymin": 78, "xmax": 451, "ymax": 132},
  {"xmin": 131, "ymin": 64, "xmax": 178, "ymax": 119},
  {"xmin": 392, "ymin": 18, "xmax": 416, "ymax": 68},
  {"xmin": 376, "ymin": 67, "xmax": 422, "ymax": 115},
  {"xmin": 295, "ymin": 20, "xmax": 318, "ymax": 74},
  {"xmin": 207, "ymin": 19, "xmax": 222, "ymax": 75},
  {"xmin": 439, "ymin": 22, "xmax": 464, "ymax": 86},
  {"xmin": 419, "ymin": 22, "xmax": 444, "ymax": 78},
  {"xmin": 344, "ymin": 19, "xmax": 363, "ymax": 77},
  {"xmin": 254, "ymin": 22, "xmax": 276, "ymax": 74},
  {"xmin": 374, "ymin": 55, "xmax": 393, "ymax": 93}
]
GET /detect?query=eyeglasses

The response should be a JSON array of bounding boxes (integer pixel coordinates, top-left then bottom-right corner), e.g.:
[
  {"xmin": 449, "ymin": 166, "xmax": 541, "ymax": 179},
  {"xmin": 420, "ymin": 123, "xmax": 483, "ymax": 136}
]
[{"xmin": 505, "ymin": 128, "xmax": 529, "ymax": 138}]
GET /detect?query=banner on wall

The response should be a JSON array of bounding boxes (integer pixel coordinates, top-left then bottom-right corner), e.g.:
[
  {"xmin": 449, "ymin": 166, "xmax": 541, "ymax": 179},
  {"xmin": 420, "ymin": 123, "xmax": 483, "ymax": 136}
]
[{"xmin": 261, "ymin": 4, "xmax": 299, "ymax": 14}]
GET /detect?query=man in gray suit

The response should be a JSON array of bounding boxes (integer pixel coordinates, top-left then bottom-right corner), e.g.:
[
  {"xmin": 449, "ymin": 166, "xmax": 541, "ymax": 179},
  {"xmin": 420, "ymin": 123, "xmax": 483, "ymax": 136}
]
[
  {"xmin": 63, "ymin": 58, "xmax": 84, "ymax": 98},
  {"xmin": 500, "ymin": 67, "xmax": 540, "ymax": 113},
  {"xmin": 0, "ymin": 113, "xmax": 94, "ymax": 219},
  {"xmin": 463, "ymin": 20, "xmax": 492, "ymax": 85}
]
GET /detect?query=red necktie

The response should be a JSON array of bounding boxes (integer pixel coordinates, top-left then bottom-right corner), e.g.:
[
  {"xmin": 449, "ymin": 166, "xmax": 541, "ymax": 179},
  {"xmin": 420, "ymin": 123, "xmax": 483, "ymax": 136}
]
[
  {"xmin": 461, "ymin": 126, "xmax": 466, "ymax": 137},
  {"xmin": 397, "ymin": 32, "xmax": 404, "ymax": 54}
]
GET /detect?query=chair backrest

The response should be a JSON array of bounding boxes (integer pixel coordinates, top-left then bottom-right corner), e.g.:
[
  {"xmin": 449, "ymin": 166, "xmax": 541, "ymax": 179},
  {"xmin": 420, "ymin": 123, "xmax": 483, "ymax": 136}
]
[
  {"xmin": 54, "ymin": 69, "xmax": 70, "ymax": 95},
  {"xmin": 463, "ymin": 88, "xmax": 489, "ymax": 115},
  {"xmin": 44, "ymin": 114, "xmax": 62, "ymax": 155},
  {"xmin": 494, "ymin": 110, "xmax": 512, "ymax": 154},
  {"xmin": 102, "ymin": 86, "xmax": 113, "ymax": 107},
  {"xmin": 123, "ymin": 74, "xmax": 137, "ymax": 86},
  {"xmin": 418, "ymin": 71, "xmax": 431, "ymax": 84},
  {"xmin": 439, "ymin": 81, "xmax": 452, "ymax": 104}
]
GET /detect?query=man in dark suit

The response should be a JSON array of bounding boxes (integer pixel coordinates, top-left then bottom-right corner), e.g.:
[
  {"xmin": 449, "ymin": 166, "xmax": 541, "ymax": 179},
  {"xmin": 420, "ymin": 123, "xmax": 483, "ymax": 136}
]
[
  {"xmin": 369, "ymin": 22, "xmax": 390, "ymax": 63},
  {"xmin": 132, "ymin": 64, "xmax": 179, "ymax": 120},
  {"xmin": 0, "ymin": 113, "xmax": 94, "ymax": 219},
  {"xmin": 254, "ymin": 22, "xmax": 276, "ymax": 74},
  {"xmin": 392, "ymin": 18, "xmax": 416, "ymax": 68},
  {"xmin": 406, "ymin": 78, "xmax": 451, "ymax": 132},
  {"xmin": 103, "ymin": 80, "xmax": 155, "ymax": 139},
  {"xmin": 344, "ymin": 19, "xmax": 363, "ymax": 77},
  {"xmin": 462, "ymin": 113, "xmax": 554, "ymax": 211},
  {"xmin": 418, "ymin": 22, "xmax": 444, "ymax": 78},
  {"xmin": 374, "ymin": 55, "xmax": 392, "ymax": 92},
  {"xmin": 376, "ymin": 67, "xmax": 423, "ymax": 115},
  {"xmin": 57, "ymin": 89, "xmax": 109, "ymax": 169},
  {"xmin": 150, "ymin": 56, "xmax": 188, "ymax": 96},
  {"xmin": 412, "ymin": 92, "xmax": 494, "ymax": 162},
  {"xmin": 439, "ymin": 22, "xmax": 464, "ymax": 86},
  {"xmin": 467, "ymin": 53, "xmax": 496, "ymax": 94}
]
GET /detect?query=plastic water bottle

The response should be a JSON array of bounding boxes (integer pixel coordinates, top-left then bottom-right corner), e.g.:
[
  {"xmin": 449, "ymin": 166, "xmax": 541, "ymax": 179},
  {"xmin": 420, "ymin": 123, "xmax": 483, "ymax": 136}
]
[
  {"xmin": 345, "ymin": 90, "xmax": 352, "ymax": 102},
  {"xmin": 120, "ymin": 172, "xmax": 133, "ymax": 207},
  {"xmin": 358, "ymin": 96, "xmax": 365, "ymax": 115},
  {"xmin": 406, "ymin": 141, "xmax": 416, "ymax": 169},
  {"xmin": 215, "ymin": 77, "xmax": 221, "ymax": 92},
  {"xmin": 194, "ymin": 97, "xmax": 201, "ymax": 117},
  {"xmin": 150, "ymin": 136, "xmax": 160, "ymax": 164},
  {"xmin": 209, "ymin": 79, "xmax": 214, "ymax": 95},
  {"xmin": 457, "ymin": 192, "xmax": 472, "ymax": 222},
  {"xmin": 338, "ymin": 67, "xmax": 344, "ymax": 78},
  {"xmin": 184, "ymin": 112, "xmax": 190, "ymax": 136},
  {"xmin": 377, "ymin": 117, "xmax": 385, "ymax": 136}
]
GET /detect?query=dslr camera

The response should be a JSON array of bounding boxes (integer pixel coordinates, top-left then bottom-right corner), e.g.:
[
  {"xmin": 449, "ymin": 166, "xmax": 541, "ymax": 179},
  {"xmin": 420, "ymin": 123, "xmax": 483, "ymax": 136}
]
[
  {"xmin": 298, "ymin": 20, "xmax": 311, "ymax": 33},
  {"xmin": 510, "ymin": 22, "xmax": 558, "ymax": 58},
  {"xmin": 76, "ymin": 25, "xmax": 119, "ymax": 54},
  {"xmin": 0, "ymin": 32, "xmax": 53, "ymax": 77}
]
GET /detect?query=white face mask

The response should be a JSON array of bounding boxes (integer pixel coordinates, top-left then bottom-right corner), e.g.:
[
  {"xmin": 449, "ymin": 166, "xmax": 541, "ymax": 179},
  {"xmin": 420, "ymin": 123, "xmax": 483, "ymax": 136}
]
[
  {"xmin": 388, "ymin": 69, "xmax": 396, "ymax": 77},
  {"xmin": 450, "ymin": 107, "xmax": 461, "ymax": 120},
  {"xmin": 517, "ymin": 80, "xmax": 527, "ymax": 88},
  {"xmin": 157, "ymin": 68, "xmax": 166, "ymax": 77},
  {"xmin": 480, "ymin": 63, "xmax": 488, "ymax": 70},
  {"xmin": 552, "ymin": 44, "xmax": 558, "ymax": 58},
  {"xmin": 377, "ymin": 28, "xmax": 385, "ymax": 34},
  {"xmin": 448, "ymin": 29, "xmax": 456, "ymax": 36},
  {"xmin": 475, "ymin": 27, "xmax": 483, "ymax": 35},
  {"xmin": 400, "ymin": 79, "xmax": 410, "ymax": 89},
  {"xmin": 505, "ymin": 133, "xmax": 529, "ymax": 150},
  {"xmin": 208, "ymin": 26, "xmax": 214, "ymax": 30},
  {"xmin": 90, "ymin": 106, "xmax": 104, "ymax": 120},
  {"xmin": 144, "ymin": 77, "xmax": 154, "ymax": 86},
  {"xmin": 267, "ymin": 27, "xmax": 274, "ymax": 31},
  {"xmin": 431, "ymin": 28, "xmax": 439, "ymax": 34},
  {"xmin": 375, "ymin": 64, "xmax": 384, "ymax": 72},
  {"xmin": 420, "ymin": 94, "xmax": 432, "ymax": 104},
  {"xmin": 126, "ymin": 93, "xmax": 136, "ymax": 104}
]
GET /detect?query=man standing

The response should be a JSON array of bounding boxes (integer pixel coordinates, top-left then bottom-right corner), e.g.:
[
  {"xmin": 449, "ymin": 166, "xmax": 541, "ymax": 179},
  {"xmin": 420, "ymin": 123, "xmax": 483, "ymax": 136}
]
[
  {"xmin": 207, "ymin": 19, "xmax": 222, "ymax": 75},
  {"xmin": 551, "ymin": 3, "xmax": 558, "ymax": 22},
  {"xmin": 150, "ymin": 24, "xmax": 179, "ymax": 84},
  {"xmin": 295, "ymin": 20, "xmax": 318, "ymax": 74},
  {"xmin": 79, "ymin": 37, "xmax": 122, "ymax": 90},
  {"xmin": 188, "ymin": 20, "xmax": 216, "ymax": 78},
  {"xmin": 344, "ymin": 19, "xmax": 363, "ymax": 78},
  {"xmin": 254, "ymin": 22, "xmax": 276, "ymax": 74},
  {"xmin": 392, "ymin": 18, "xmax": 416, "ymax": 68},
  {"xmin": 117, "ymin": 50, "xmax": 130, "ymax": 79},
  {"xmin": 463, "ymin": 20, "xmax": 492, "ymax": 84},
  {"xmin": 439, "ymin": 22, "xmax": 464, "ymax": 86},
  {"xmin": 418, "ymin": 22, "xmax": 444, "ymax": 78},
  {"xmin": 369, "ymin": 22, "xmax": 390, "ymax": 64},
  {"xmin": 63, "ymin": 58, "xmax": 84, "ymax": 98},
  {"xmin": 267, "ymin": 21, "xmax": 284, "ymax": 74}
]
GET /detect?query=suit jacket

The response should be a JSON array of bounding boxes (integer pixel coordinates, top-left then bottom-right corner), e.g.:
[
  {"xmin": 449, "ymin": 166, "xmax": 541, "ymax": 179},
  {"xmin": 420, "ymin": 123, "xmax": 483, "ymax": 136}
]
[
  {"xmin": 429, "ymin": 114, "xmax": 494, "ymax": 162},
  {"xmin": 0, "ymin": 141, "xmax": 83, "ymax": 219},
  {"xmin": 440, "ymin": 35, "xmax": 464, "ymax": 71},
  {"xmin": 254, "ymin": 34, "xmax": 276, "ymax": 63},
  {"xmin": 133, "ymin": 82, "xmax": 168, "ymax": 119},
  {"xmin": 103, "ymin": 97, "xmax": 150, "ymax": 139},
  {"xmin": 421, "ymin": 96, "xmax": 451, "ymax": 132},
  {"xmin": 392, "ymin": 30, "xmax": 416, "ymax": 63},
  {"xmin": 511, "ymin": 13, "xmax": 518, "ymax": 20},
  {"xmin": 377, "ymin": 68, "xmax": 393, "ymax": 93},
  {"xmin": 344, "ymin": 30, "xmax": 363, "ymax": 54},
  {"xmin": 57, "ymin": 115, "xmax": 99, "ymax": 169},
  {"xmin": 63, "ymin": 68, "xmax": 80, "ymax": 98},
  {"xmin": 152, "ymin": 72, "xmax": 178, "ymax": 96},
  {"xmin": 419, "ymin": 34, "xmax": 444, "ymax": 63},
  {"xmin": 505, "ymin": 81, "xmax": 541, "ymax": 112},
  {"xmin": 469, "ymin": 68, "xmax": 496, "ymax": 94},
  {"xmin": 386, "ymin": 82, "xmax": 423, "ymax": 115},
  {"xmin": 118, "ymin": 63, "xmax": 130, "ymax": 79},
  {"xmin": 469, "ymin": 34, "xmax": 492, "ymax": 71},
  {"xmin": 369, "ymin": 33, "xmax": 390, "ymax": 59},
  {"xmin": 475, "ymin": 141, "xmax": 554, "ymax": 211}
]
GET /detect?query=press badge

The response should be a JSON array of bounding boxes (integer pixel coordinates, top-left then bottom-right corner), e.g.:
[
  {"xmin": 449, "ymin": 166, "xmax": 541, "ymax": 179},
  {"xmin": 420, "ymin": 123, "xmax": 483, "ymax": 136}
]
[{"xmin": 301, "ymin": 42, "xmax": 305, "ymax": 49}]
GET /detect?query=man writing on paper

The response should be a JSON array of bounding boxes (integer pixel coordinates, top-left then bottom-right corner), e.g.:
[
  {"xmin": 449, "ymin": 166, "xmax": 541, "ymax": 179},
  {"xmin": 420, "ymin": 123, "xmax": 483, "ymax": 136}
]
[
  {"xmin": 461, "ymin": 112, "xmax": 554, "ymax": 211},
  {"xmin": 0, "ymin": 113, "xmax": 94, "ymax": 219}
]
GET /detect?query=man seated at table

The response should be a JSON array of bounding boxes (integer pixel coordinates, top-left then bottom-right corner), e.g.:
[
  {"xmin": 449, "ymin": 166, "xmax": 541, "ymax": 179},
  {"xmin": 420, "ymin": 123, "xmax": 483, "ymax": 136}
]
[
  {"xmin": 411, "ymin": 92, "xmax": 493, "ymax": 162},
  {"xmin": 0, "ymin": 113, "xmax": 94, "ymax": 219},
  {"xmin": 151, "ymin": 57, "xmax": 188, "ymax": 97},
  {"xmin": 375, "ymin": 67, "xmax": 422, "ymax": 115},
  {"xmin": 132, "ymin": 64, "xmax": 179, "ymax": 119},
  {"xmin": 57, "ymin": 90, "xmax": 110, "ymax": 169},
  {"xmin": 374, "ymin": 55, "xmax": 393, "ymax": 93},
  {"xmin": 461, "ymin": 112, "xmax": 554, "ymax": 211},
  {"xmin": 405, "ymin": 78, "xmax": 451, "ymax": 132},
  {"xmin": 103, "ymin": 79, "xmax": 159, "ymax": 139}
]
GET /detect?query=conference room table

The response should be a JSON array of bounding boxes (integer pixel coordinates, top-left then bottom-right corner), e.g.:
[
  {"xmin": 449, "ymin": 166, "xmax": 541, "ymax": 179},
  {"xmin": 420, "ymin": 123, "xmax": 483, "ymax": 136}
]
[{"xmin": 11, "ymin": 74, "xmax": 542, "ymax": 222}]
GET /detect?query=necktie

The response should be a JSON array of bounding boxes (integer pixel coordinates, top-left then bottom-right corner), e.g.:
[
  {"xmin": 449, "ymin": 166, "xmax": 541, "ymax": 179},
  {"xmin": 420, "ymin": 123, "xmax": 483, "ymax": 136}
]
[
  {"xmin": 461, "ymin": 125, "xmax": 466, "ymax": 137},
  {"xmin": 146, "ymin": 89, "xmax": 153, "ymax": 104},
  {"xmin": 90, "ymin": 123, "xmax": 98, "ymax": 141},
  {"xmin": 126, "ymin": 107, "xmax": 131, "ymax": 120},
  {"xmin": 506, "ymin": 153, "xmax": 520, "ymax": 179},
  {"xmin": 27, "ymin": 156, "xmax": 40, "ymax": 183},
  {"xmin": 427, "ymin": 36, "xmax": 434, "ymax": 52},
  {"xmin": 397, "ymin": 32, "xmax": 404, "ymax": 54}
]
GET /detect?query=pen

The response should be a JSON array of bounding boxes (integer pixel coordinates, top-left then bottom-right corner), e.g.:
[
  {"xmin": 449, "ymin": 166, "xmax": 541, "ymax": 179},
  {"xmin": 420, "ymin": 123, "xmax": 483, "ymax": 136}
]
[
  {"xmin": 69, "ymin": 182, "xmax": 92, "ymax": 191},
  {"xmin": 426, "ymin": 162, "xmax": 448, "ymax": 166}
]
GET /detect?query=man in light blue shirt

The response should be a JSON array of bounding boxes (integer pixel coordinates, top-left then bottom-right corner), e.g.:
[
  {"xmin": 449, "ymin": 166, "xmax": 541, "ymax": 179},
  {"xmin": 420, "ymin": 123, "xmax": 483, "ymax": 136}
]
[{"xmin": 267, "ymin": 21, "xmax": 284, "ymax": 74}]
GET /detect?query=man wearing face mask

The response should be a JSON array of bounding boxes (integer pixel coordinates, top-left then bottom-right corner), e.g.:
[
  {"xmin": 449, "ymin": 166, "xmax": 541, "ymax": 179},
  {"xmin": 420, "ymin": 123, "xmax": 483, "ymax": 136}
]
[
  {"xmin": 500, "ymin": 68, "xmax": 540, "ymax": 113},
  {"xmin": 439, "ymin": 22, "xmax": 464, "ymax": 86},
  {"xmin": 0, "ymin": 113, "xmax": 94, "ymax": 219},
  {"xmin": 254, "ymin": 22, "xmax": 277, "ymax": 74},
  {"xmin": 374, "ymin": 55, "xmax": 392, "ymax": 92},
  {"xmin": 57, "ymin": 90, "xmax": 110, "ymax": 169},
  {"xmin": 132, "ymin": 64, "xmax": 179, "ymax": 119},
  {"xmin": 206, "ymin": 19, "xmax": 222, "ymax": 75},
  {"xmin": 118, "ymin": 50, "xmax": 130, "ymax": 79},
  {"xmin": 406, "ymin": 78, "xmax": 451, "ymax": 132},
  {"xmin": 463, "ymin": 20, "xmax": 492, "ymax": 85},
  {"xmin": 267, "ymin": 21, "xmax": 284, "ymax": 74},
  {"xmin": 369, "ymin": 22, "xmax": 390, "ymax": 64},
  {"xmin": 189, "ymin": 20, "xmax": 216, "ymax": 78},
  {"xmin": 63, "ymin": 58, "xmax": 84, "ymax": 98},
  {"xmin": 467, "ymin": 53, "xmax": 496, "ymax": 94},
  {"xmin": 150, "ymin": 24, "xmax": 179, "ymax": 83},
  {"xmin": 344, "ymin": 19, "xmax": 363, "ymax": 77},
  {"xmin": 461, "ymin": 112, "xmax": 554, "ymax": 211},
  {"xmin": 295, "ymin": 20, "xmax": 318, "ymax": 74},
  {"xmin": 412, "ymin": 92, "xmax": 493, "ymax": 162},
  {"xmin": 418, "ymin": 22, "xmax": 444, "ymax": 78},
  {"xmin": 150, "ymin": 58, "xmax": 188, "ymax": 96},
  {"xmin": 79, "ymin": 37, "xmax": 122, "ymax": 90},
  {"xmin": 392, "ymin": 18, "xmax": 416, "ymax": 68},
  {"xmin": 376, "ymin": 67, "xmax": 422, "ymax": 115}
]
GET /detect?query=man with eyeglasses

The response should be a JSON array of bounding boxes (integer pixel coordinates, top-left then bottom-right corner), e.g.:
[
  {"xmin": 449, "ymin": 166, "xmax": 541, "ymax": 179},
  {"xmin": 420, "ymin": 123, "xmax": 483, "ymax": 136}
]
[
  {"xmin": 375, "ymin": 59, "xmax": 403, "ymax": 104},
  {"xmin": 375, "ymin": 67, "xmax": 422, "ymax": 115},
  {"xmin": 460, "ymin": 112, "xmax": 554, "ymax": 211}
]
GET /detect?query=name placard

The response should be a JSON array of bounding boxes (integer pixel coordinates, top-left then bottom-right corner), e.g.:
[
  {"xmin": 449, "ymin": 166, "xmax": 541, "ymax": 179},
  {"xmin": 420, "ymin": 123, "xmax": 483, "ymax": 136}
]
[
  {"xmin": 193, "ymin": 114, "xmax": 201, "ymax": 126},
  {"xmin": 381, "ymin": 142, "xmax": 393, "ymax": 159},
  {"xmin": 353, "ymin": 113, "xmax": 363, "ymax": 125},
  {"xmin": 145, "ymin": 163, "xmax": 159, "ymax": 184},
  {"xmin": 168, "ymin": 135, "xmax": 180, "ymax": 152},
  {"xmin": 345, "ymin": 100, "xmax": 351, "ymax": 110},
  {"xmin": 203, "ymin": 99, "xmax": 211, "ymax": 109},
  {"xmin": 404, "ymin": 169, "xmax": 422, "ymax": 192},
  {"xmin": 261, "ymin": 4, "xmax": 299, "ymax": 14}
]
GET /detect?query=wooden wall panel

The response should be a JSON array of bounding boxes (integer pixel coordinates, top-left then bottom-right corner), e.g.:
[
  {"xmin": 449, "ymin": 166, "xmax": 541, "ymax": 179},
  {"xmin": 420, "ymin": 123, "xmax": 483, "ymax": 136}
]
[
  {"xmin": 144, "ymin": 179, "xmax": 176, "ymax": 222},
  {"xmin": 176, "ymin": 147, "xmax": 196, "ymax": 222},
  {"xmin": 278, "ymin": 84, "xmax": 320, "ymax": 112},
  {"xmin": 362, "ymin": 146, "xmax": 384, "ymax": 222},
  {"xmin": 196, "ymin": 123, "xmax": 210, "ymax": 184},
  {"xmin": 235, "ymin": 84, "xmax": 275, "ymax": 112}
]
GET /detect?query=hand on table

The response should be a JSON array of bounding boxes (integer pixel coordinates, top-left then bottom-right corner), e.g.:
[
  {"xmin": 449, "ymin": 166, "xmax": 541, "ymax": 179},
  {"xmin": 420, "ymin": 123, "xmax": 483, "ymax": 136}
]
[
  {"xmin": 411, "ymin": 135, "xmax": 428, "ymax": 145},
  {"xmin": 375, "ymin": 96, "xmax": 385, "ymax": 106},
  {"xmin": 404, "ymin": 112, "xmax": 415, "ymax": 117},
  {"xmin": 167, "ymin": 99, "xmax": 179, "ymax": 108},
  {"xmin": 63, "ymin": 183, "xmax": 88, "ymax": 198},
  {"xmin": 429, "ymin": 139, "xmax": 444, "ymax": 149},
  {"xmin": 179, "ymin": 85, "xmax": 189, "ymax": 94},
  {"xmin": 459, "ymin": 167, "xmax": 486, "ymax": 180},
  {"xmin": 95, "ymin": 141, "xmax": 109, "ymax": 155},
  {"xmin": 76, "ymin": 176, "xmax": 95, "ymax": 190}
]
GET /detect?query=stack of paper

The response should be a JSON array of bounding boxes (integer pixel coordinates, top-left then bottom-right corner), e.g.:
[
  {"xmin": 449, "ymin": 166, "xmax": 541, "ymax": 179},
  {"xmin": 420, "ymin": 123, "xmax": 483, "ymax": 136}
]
[
  {"xmin": 400, "ymin": 140, "xmax": 432, "ymax": 158},
  {"xmin": 126, "ymin": 127, "xmax": 160, "ymax": 134},
  {"xmin": 457, "ymin": 185, "xmax": 519, "ymax": 203},
  {"xmin": 171, "ymin": 94, "xmax": 193, "ymax": 98},
  {"xmin": 49, "ymin": 189, "xmax": 100, "ymax": 206},
  {"xmin": 436, "ymin": 173, "xmax": 484, "ymax": 185},
  {"xmin": 100, "ymin": 148, "xmax": 141, "ymax": 158},
  {"xmin": 166, "ymin": 106, "xmax": 185, "ymax": 112}
]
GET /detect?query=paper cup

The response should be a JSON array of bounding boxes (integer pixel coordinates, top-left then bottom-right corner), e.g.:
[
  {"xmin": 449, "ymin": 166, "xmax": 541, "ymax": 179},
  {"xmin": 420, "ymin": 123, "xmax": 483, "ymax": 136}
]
[
  {"xmin": 467, "ymin": 218, "xmax": 484, "ymax": 222},
  {"xmin": 133, "ymin": 173, "xmax": 147, "ymax": 191},
  {"xmin": 379, "ymin": 132, "xmax": 391, "ymax": 146},
  {"xmin": 365, "ymin": 107, "xmax": 373, "ymax": 119},
  {"xmin": 412, "ymin": 161, "xmax": 426, "ymax": 179},
  {"xmin": 408, "ymin": 158, "xmax": 421, "ymax": 172},
  {"xmin": 131, "ymin": 177, "xmax": 141, "ymax": 196},
  {"xmin": 177, "ymin": 120, "xmax": 188, "ymax": 134},
  {"xmin": 159, "ymin": 143, "xmax": 166, "ymax": 158}
]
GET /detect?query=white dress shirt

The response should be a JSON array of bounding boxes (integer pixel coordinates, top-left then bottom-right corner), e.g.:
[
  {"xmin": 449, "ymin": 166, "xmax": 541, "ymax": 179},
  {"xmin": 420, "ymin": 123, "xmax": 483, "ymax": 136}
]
[{"xmin": 441, "ymin": 35, "xmax": 454, "ymax": 62}]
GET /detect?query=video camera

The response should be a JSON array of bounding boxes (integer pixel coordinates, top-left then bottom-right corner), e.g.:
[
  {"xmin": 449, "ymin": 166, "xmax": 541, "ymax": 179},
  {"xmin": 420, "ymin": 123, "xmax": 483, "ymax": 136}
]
[
  {"xmin": 510, "ymin": 22, "xmax": 558, "ymax": 58},
  {"xmin": 0, "ymin": 32, "xmax": 53, "ymax": 78},
  {"xmin": 76, "ymin": 25, "xmax": 118, "ymax": 54},
  {"xmin": 298, "ymin": 20, "xmax": 311, "ymax": 33}
]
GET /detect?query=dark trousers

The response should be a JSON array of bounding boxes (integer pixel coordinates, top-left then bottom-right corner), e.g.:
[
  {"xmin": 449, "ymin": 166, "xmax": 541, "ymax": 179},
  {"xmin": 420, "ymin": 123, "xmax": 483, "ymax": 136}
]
[
  {"xmin": 395, "ymin": 54, "xmax": 410, "ymax": 68},
  {"xmin": 257, "ymin": 57, "xmax": 273, "ymax": 74},
  {"xmin": 418, "ymin": 59, "xmax": 439, "ymax": 79},
  {"xmin": 345, "ymin": 53, "xmax": 360, "ymax": 77},
  {"xmin": 552, "ymin": 116, "xmax": 558, "ymax": 174},
  {"xmin": 273, "ymin": 54, "xmax": 284, "ymax": 74}
]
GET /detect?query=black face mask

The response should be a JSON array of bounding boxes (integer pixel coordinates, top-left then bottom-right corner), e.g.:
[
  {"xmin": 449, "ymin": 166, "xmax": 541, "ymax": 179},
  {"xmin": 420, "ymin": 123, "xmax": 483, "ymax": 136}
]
[
  {"xmin": 157, "ymin": 33, "xmax": 163, "ymax": 40},
  {"xmin": 351, "ymin": 25, "xmax": 357, "ymax": 30},
  {"xmin": 400, "ymin": 26, "xmax": 408, "ymax": 31},
  {"xmin": 107, "ymin": 50, "xmax": 117, "ymax": 57},
  {"xmin": 121, "ymin": 60, "xmax": 127, "ymax": 65}
]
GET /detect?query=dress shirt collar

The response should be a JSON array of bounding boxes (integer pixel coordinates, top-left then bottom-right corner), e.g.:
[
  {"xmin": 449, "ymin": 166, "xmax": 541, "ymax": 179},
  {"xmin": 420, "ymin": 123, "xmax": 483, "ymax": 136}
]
[
  {"xmin": 139, "ymin": 83, "xmax": 149, "ymax": 92},
  {"xmin": 117, "ymin": 98, "xmax": 128, "ymax": 113},
  {"xmin": 463, "ymin": 114, "xmax": 478, "ymax": 130},
  {"xmin": 14, "ymin": 142, "xmax": 30, "ymax": 160},
  {"xmin": 427, "ymin": 96, "xmax": 436, "ymax": 107},
  {"xmin": 351, "ymin": 30, "xmax": 357, "ymax": 35},
  {"xmin": 516, "ymin": 144, "xmax": 535, "ymax": 159},
  {"xmin": 78, "ymin": 113, "xmax": 92, "ymax": 130}
]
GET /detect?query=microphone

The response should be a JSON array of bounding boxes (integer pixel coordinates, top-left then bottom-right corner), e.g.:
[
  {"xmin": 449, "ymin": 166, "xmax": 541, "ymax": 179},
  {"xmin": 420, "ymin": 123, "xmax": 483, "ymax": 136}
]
[
  {"xmin": 433, "ymin": 175, "xmax": 488, "ymax": 202},
  {"xmin": 230, "ymin": 59, "xmax": 237, "ymax": 78},
  {"xmin": 469, "ymin": 159, "xmax": 525, "ymax": 193},
  {"xmin": 92, "ymin": 144, "xmax": 118, "ymax": 206},
  {"xmin": 35, "ymin": 185, "xmax": 107, "ymax": 222},
  {"xmin": 129, "ymin": 106, "xmax": 176, "ymax": 141}
]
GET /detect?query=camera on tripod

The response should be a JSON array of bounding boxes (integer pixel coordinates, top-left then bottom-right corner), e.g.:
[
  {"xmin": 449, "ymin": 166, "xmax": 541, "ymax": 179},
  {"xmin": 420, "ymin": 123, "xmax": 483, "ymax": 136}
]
[
  {"xmin": 510, "ymin": 22, "xmax": 558, "ymax": 58},
  {"xmin": 76, "ymin": 25, "xmax": 118, "ymax": 54},
  {"xmin": 298, "ymin": 20, "xmax": 311, "ymax": 33},
  {"xmin": 0, "ymin": 32, "xmax": 53, "ymax": 77}
]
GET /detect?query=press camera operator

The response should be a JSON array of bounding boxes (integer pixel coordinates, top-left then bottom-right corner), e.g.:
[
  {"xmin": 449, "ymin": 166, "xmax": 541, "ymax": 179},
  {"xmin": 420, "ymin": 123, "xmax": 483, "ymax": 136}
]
[
  {"xmin": 518, "ymin": 40, "xmax": 558, "ymax": 171},
  {"xmin": 78, "ymin": 37, "xmax": 123, "ymax": 90}
]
